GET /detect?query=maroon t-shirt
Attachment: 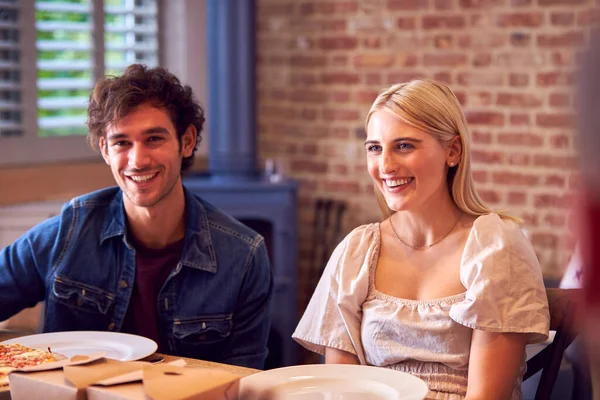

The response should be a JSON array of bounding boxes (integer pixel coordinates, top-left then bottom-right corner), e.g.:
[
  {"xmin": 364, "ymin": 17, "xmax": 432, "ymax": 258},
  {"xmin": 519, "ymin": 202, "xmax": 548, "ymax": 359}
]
[{"xmin": 122, "ymin": 238, "xmax": 184, "ymax": 350}]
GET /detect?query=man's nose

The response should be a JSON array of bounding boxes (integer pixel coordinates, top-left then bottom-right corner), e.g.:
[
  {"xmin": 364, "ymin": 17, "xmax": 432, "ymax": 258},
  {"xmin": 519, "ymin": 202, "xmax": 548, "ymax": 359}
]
[{"xmin": 128, "ymin": 143, "xmax": 150, "ymax": 169}]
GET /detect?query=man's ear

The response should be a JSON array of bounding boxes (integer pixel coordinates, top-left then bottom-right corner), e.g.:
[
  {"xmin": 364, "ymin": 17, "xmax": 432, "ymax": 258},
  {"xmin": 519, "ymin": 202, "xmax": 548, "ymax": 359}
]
[
  {"xmin": 181, "ymin": 125, "xmax": 197, "ymax": 157},
  {"xmin": 99, "ymin": 137, "xmax": 110, "ymax": 165},
  {"xmin": 447, "ymin": 136, "xmax": 462, "ymax": 167}
]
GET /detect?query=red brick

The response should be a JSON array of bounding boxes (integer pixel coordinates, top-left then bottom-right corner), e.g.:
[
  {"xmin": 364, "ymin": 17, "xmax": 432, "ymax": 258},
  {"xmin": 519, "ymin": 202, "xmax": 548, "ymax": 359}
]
[
  {"xmin": 497, "ymin": 132, "xmax": 544, "ymax": 147},
  {"xmin": 531, "ymin": 233, "xmax": 559, "ymax": 248},
  {"xmin": 315, "ymin": 1, "xmax": 359, "ymax": 14},
  {"xmin": 397, "ymin": 53, "xmax": 418, "ymax": 67},
  {"xmin": 472, "ymin": 130, "xmax": 493, "ymax": 143},
  {"xmin": 510, "ymin": 32, "xmax": 531, "ymax": 47},
  {"xmin": 366, "ymin": 73, "xmax": 382, "ymax": 85},
  {"xmin": 460, "ymin": 0, "xmax": 505, "ymax": 7},
  {"xmin": 261, "ymin": 3, "xmax": 294, "ymax": 15},
  {"xmin": 472, "ymin": 149, "xmax": 505, "ymax": 164},
  {"xmin": 509, "ymin": 73, "xmax": 529, "ymax": 87},
  {"xmin": 388, "ymin": 0, "xmax": 429, "ymax": 10},
  {"xmin": 546, "ymin": 174, "xmax": 566, "ymax": 187},
  {"xmin": 549, "ymin": 93, "xmax": 570, "ymax": 107},
  {"xmin": 454, "ymin": 91, "xmax": 467, "ymax": 105},
  {"xmin": 290, "ymin": 55, "xmax": 327, "ymax": 67},
  {"xmin": 434, "ymin": 72, "xmax": 452, "ymax": 83},
  {"xmin": 331, "ymin": 91, "xmax": 351, "ymax": 102},
  {"xmin": 473, "ymin": 53, "xmax": 492, "ymax": 67},
  {"xmin": 302, "ymin": 143, "xmax": 318, "ymax": 155},
  {"xmin": 300, "ymin": 109, "xmax": 318, "ymax": 121},
  {"xmin": 460, "ymin": 33, "xmax": 506, "ymax": 49},
  {"xmin": 493, "ymin": 171, "xmax": 540, "ymax": 186},
  {"xmin": 388, "ymin": 72, "xmax": 426, "ymax": 84},
  {"xmin": 435, "ymin": 35, "xmax": 453, "ymax": 49},
  {"xmin": 536, "ymin": 113, "xmax": 573, "ymax": 128},
  {"xmin": 331, "ymin": 127, "xmax": 350, "ymax": 139},
  {"xmin": 424, "ymin": 53, "xmax": 467, "ymax": 67},
  {"xmin": 290, "ymin": 160, "xmax": 329, "ymax": 174},
  {"xmin": 321, "ymin": 72, "xmax": 360, "ymax": 85},
  {"xmin": 290, "ymin": 73, "xmax": 318, "ymax": 86},
  {"xmin": 423, "ymin": 15, "xmax": 467, "ymax": 29},
  {"xmin": 507, "ymin": 153, "xmax": 531, "ymax": 166},
  {"xmin": 478, "ymin": 190, "xmax": 502, "ymax": 204},
  {"xmin": 332, "ymin": 55, "xmax": 348, "ymax": 67},
  {"xmin": 363, "ymin": 37, "xmax": 381, "ymax": 49},
  {"xmin": 539, "ymin": 0, "xmax": 585, "ymax": 4},
  {"xmin": 472, "ymin": 170, "xmax": 488, "ymax": 183},
  {"xmin": 550, "ymin": 51, "xmax": 576, "ymax": 67},
  {"xmin": 496, "ymin": 12, "xmax": 544, "ymax": 27},
  {"xmin": 296, "ymin": 177, "xmax": 318, "ymax": 191},
  {"xmin": 511, "ymin": 0, "xmax": 531, "ymax": 5},
  {"xmin": 577, "ymin": 9, "xmax": 600, "ymax": 25},
  {"xmin": 465, "ymin": 111, "xmax": 504, "ymax": 126},
  {"xmin": 457, "ymin": 72, "xmax": 504, "ymax": 86},
  {"xmin": 357, "ymin": 90, "xmax": 380, "ymax": 104},
  {"xmin": 533, "ymin": 154, "xmax": 578, "ymax": 169},
  {"xmin": 397, "ymin": 17, "xmax": 417, "ymax": 30},
  {"xmin": 270, "ymin": 90, "xmax": 287, "ymax": 101},
  {"xmin": 497, "ymin": 52, "xmax": 539, "ymax": 67},
  {"xmin": 537, "ymin": 32, "xmax": 585, "ymax": 48},
  {"xmin": 497, "ymin": 93, "xmax": 543, "ymax": 108},
  {"xmin": 551, "ymin": 12, "xmax": 575, "ymax": 26},
  {"xmin": 550, "ymin": 133, "xmax": 570, "ymax": 149},
  {"xmin": 522, "ymin": 213, "xmax": 538, "ymax": 226},
  {"xmin": 332, "ymin": 164, "xmax": 349, "ymax": 175},
  {"xmin": 319, "ymin": 37, "xmax": 358, "ymax": 50},
  {"xmin": 510, "ymin": 114, "xmax": 530, "ymax": 126},
  {"xmin": 534, "ymin": 194, "xmax": 571, "ymax": 209},
  {"xmin": 435, "ymin": 0, "xmax": 454, "ymax": 9},
  {"xmin": 569, "ymin": 173, "xmax": 581, "ymax": 191},
  {"xmin": 262, "ymin": 105, "xmax": 296, "ymax": 119},
  {"xmin": 508, "ymin": 191, "xmax": 527, "ymax": 205},
  {"xmin": 470, "ymin": 92, "xmax": 493, "ymax": 106},
  {"xmin": 290, "ymin": 90, "xmax": 328, "ymax": 103},
  {"xmin": 323, "ymin": 108, "xmax": 359, "ymax": 121},
  {"xmin": 544, "ymin": 214, "xmax": 567, "ymax": 227},
  {"xmin": 354, "ymin": 54, "xmax": 395, "ymax": 68},
  {"xmin": 537, "ymin": 71, "xmax": 574, "ymax": 87},
  {"xmin": 323, "ymin": 180, "xmax": 361, "ymax": 194}
]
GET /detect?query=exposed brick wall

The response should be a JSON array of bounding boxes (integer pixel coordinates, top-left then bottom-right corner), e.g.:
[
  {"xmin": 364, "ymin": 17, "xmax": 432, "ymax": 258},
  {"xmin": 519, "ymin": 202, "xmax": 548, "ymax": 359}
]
[{"xmin": 256, "ymin": 0, "xmax": 600, "ymax": 305}]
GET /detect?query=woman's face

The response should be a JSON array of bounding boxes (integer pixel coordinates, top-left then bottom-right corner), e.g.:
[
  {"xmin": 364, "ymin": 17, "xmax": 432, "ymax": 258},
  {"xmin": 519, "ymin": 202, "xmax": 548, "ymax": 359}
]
[{"xmin": 365, "ymin": 110, "xmax": 457, "ymax": 213}]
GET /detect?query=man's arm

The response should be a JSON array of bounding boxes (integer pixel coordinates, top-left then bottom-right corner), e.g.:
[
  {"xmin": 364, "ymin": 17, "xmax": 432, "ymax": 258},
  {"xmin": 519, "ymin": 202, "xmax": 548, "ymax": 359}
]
[
  {"xmin": 220, "ymin": 239, "xmax": 272, "ymax": 369},
  {"xmin": 0, "ymin": 232, "xmax": 48, "ymax": 322}
]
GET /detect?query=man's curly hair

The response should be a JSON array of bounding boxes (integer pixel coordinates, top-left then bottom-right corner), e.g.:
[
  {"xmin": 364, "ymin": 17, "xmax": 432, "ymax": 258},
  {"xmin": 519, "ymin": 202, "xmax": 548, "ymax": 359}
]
[{"xmin": 87, "ymin": 64, "xmax": 205, "ymax": 173}]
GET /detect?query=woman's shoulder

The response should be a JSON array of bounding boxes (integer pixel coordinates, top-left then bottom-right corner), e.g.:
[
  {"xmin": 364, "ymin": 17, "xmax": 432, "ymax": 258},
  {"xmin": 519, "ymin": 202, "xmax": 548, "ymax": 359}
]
[{"xmin": 471, "ymin": 212, "xmax": 524, "ymax": 238}]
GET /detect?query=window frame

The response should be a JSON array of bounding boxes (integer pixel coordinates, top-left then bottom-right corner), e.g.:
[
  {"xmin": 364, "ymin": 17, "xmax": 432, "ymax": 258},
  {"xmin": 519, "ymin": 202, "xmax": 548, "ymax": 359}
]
[{"xmin": 0, "ymin": 0, "xmax": 207, "ymax": 167}]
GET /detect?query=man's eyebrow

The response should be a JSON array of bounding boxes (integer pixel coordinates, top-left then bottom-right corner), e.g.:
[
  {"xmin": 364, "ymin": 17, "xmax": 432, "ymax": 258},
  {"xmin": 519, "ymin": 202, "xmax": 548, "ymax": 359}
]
[
  {"xmin": 364, "ymin": 137, "xmax": 423, "ymax": 145},
  {"xmin": 106, "ymin": 127, "xmax": 170, "ymax": 141}
]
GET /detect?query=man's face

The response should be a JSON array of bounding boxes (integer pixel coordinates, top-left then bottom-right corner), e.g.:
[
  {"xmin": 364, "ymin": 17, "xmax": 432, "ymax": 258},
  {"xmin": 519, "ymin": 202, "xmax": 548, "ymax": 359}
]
[{"xmin": 99, "ymin": 103, "xmax": 196, "ymax": 209}]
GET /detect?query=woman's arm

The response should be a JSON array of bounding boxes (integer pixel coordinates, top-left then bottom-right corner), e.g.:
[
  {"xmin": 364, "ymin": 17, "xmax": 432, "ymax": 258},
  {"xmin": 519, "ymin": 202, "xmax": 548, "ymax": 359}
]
[
  {"xmin": 465, "ymin": 330, "xmax": 528, "ymax": 400},
  {"xmin": 325, "ymin": 347, "xmax": 360, "ymax": 364}
]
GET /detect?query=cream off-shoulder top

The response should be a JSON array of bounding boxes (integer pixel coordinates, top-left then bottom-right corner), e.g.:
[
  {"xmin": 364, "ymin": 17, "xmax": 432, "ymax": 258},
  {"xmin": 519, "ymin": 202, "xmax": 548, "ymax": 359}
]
[{"xmin": 293, "ymin": 214, "xmax": 550, "ymax": 400}]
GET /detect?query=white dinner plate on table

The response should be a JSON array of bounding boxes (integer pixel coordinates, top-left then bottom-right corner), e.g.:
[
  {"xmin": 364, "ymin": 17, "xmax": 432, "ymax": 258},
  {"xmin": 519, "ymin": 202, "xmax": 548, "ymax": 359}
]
[
  {"xmin": 239, "ymin": 364, "xmax": 429, "ymax": 400},
  {"xmin": 2, "ymin": 331, "xmax": 157, "ymax": 361}
]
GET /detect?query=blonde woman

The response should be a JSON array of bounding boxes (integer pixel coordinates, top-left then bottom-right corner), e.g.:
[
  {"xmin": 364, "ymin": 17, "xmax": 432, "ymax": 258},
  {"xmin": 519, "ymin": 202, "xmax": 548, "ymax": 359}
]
[{"xmin": 293, "ymin": 80, "xmax": 549, "ymax": 400}]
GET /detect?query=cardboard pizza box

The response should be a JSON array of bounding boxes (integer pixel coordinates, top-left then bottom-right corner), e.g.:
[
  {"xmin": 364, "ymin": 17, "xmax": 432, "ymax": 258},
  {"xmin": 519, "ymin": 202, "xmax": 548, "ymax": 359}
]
[{"xmin": 10, "ymin": 358, "xmax": 240, "ymax": 400}]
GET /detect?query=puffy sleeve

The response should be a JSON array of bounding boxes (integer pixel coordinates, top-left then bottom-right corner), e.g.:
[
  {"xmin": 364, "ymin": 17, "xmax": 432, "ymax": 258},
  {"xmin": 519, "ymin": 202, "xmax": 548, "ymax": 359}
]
[
  {"xmin": 292, "ymin": 224, "xmax": 378, "ymax": 364},
  {"xmin": 449, "ymin": 214, "xmax": 550, "ymax": 344}
]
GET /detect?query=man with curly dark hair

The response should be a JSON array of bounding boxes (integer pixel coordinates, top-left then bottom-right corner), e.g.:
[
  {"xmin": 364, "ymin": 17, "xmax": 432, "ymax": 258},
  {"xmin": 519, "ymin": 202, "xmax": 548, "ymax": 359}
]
[{"xmin": 0, "ymin": 64, "xmax": 273, "ymax": 369}]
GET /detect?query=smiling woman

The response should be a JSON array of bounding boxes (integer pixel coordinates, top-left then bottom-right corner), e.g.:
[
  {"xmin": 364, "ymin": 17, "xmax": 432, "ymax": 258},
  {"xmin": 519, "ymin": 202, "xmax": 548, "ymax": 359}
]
[{"xmin": 293, "ymin": 79, "xmax": 550, "ymax": 400}]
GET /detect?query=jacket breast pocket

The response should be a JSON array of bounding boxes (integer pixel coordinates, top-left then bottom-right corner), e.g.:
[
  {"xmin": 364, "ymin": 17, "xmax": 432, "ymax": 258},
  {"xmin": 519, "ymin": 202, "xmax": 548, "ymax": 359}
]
[
  {"xmin": 173, "ymin": 314, "xmax": 233, "ymax": 345},
  {"xmin": 50, "ymin": 275, "xmax": 115, "ymax": 315}
]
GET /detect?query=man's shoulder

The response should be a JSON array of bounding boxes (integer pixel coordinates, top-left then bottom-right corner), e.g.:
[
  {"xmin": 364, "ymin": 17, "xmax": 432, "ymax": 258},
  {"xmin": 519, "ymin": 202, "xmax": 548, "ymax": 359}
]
[
  {"xmin": 192, "ymin": 195, "xmax": 263, "ymax": 248},
  {"xmin": 67, "ymin": 187, "xmax": 121, "ymax": 209}
]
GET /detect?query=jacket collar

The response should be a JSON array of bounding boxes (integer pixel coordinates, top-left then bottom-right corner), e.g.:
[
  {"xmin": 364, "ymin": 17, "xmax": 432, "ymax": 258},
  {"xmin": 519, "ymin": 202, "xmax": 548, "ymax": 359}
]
[{"xmin": 100, "ymin": 187, "xmax": 217, "ymax": 273}]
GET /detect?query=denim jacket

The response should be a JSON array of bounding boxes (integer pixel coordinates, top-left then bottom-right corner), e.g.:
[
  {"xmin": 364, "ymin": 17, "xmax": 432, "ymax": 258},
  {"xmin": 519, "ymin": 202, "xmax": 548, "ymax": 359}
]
[{"xmin": 0, "ymin": 187, "xmax": 272, "ymax": 369}]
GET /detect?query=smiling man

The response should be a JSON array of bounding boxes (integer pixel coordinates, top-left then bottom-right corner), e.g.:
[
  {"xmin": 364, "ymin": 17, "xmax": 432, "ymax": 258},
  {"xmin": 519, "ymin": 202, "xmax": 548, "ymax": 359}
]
[{"xmin": 0, "ymin": 65, "xmax": 273, "ymax": 369}]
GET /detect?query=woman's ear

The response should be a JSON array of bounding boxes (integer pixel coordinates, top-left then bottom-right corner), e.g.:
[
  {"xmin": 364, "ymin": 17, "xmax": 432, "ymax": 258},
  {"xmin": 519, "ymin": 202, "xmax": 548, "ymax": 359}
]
[
  {"xmin": 181, "ymin": 125, "xmax": 197, "ymax": 157},
  {"xmin": 447, "ymin": 136, "xmax": 462, "ymax": 167}
]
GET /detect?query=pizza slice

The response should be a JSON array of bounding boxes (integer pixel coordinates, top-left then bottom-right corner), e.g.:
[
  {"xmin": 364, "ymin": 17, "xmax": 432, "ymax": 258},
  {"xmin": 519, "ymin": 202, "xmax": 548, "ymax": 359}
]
[{"xmin": 0, "ymin": 343, "xmax": 66, "ymax": 387}]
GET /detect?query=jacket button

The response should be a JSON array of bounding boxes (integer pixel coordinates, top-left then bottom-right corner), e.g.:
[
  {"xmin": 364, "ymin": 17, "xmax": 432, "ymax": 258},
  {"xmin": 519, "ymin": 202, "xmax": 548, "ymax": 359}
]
[
  {"xmin": 119, "ymin": 280, "xmax": 128, "ymax": 289},
  {"xmin": 108, "ymin": 322, "xmax": 116, "ymax": 330}
]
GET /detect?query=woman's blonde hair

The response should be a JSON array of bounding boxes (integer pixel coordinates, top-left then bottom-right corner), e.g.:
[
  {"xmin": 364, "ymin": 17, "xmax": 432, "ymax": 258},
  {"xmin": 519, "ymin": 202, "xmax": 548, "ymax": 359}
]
[{"xmin": 365, "ymin": 79, "xmax": 517, "ymax": 221}]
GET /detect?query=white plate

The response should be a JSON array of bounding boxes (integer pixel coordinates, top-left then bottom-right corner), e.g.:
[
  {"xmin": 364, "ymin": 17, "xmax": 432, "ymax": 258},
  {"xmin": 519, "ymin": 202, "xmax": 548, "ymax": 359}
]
[
  {"xmin": 239, "ymin": 364, "xmax": 429, "ymax": 400},
  {"xmin": 2, "ymin": 331, "xmax": 157, "ymax": 361}
]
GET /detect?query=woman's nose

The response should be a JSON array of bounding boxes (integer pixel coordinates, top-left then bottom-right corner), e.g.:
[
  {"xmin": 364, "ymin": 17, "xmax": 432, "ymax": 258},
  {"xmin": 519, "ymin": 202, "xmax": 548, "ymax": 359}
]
[{"xmin": 380, "ymin": 149, "xmax": 396, "ymax": 174}]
